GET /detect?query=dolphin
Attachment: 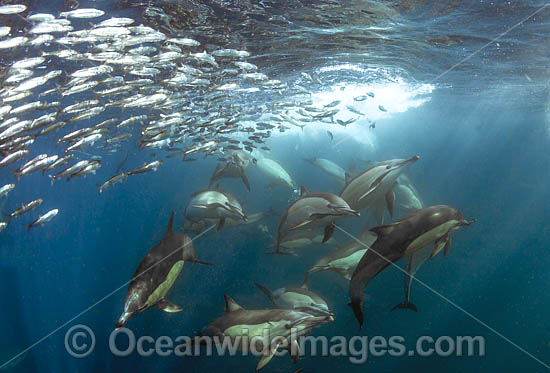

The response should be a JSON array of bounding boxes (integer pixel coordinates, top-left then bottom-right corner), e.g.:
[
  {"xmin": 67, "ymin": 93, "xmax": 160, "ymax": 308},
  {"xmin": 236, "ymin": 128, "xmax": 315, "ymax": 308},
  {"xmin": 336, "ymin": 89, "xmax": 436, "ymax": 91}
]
[
  {"xmin": 394, "ymin": 174, "xmax": 423, "ymax": 213},
  {"xmin": 255, "ymin": 157, "xmax": 297, "ymax": 189},
  {"xmin": 307, "ymin": 228, "xmax": 377, "ymax": 281},
  {"xmin": 183, "ymin": 208, "xmax": 276, "ymax": 234},
  {"xmin": 340, "ymin": 156, "xmax": 419, "ymax": 224},
  {"xmin": 255, "ymin": 273, "xmax": 332, "ymax": 317},
  {"xmin": 349, "ymin": 205, "xmax": 474, "ymax": 327},
  {"xmin": 116, "ymin": 212, "xmax": 211, "ymax": 329},
  {"xmin": 272, "ymin": 186, "xmax": 359, "ymax": 254},
  {"xmin": 185, "ymin": 189, "xmax": 247, "ymax": 231},
  {"xmin": 209, "ymin": 151, "xmax": 251, "ymax": 191},
  {"xmin": 303, "ymin": 157, "xmax": 346, "ymax": 185},
  {"xmin": 183, "ymin": 295, "xmax": 333, "ymax": 370},
  {"xmin": 276, "ymin": 227, "xmax": 339, "ymax": 252}
]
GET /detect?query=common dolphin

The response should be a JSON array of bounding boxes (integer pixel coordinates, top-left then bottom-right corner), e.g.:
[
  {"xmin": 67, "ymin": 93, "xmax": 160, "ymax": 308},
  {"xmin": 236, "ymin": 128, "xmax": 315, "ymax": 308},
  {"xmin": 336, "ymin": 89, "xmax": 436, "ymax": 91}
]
[
  {"xmin": 255, "ymin": 157, "xmax": 297, "ymax": 189},
  {"xmin": 255, "ymin": 273, "xmax": 332, "ymax": 316},
  {"xmin": 182, "ymin": 295, "xmax": 333, "ymax": 370},
  {"xmin": 349, "ymin": 205, "xmax": 474, "ymax": 327},
  {"xmin": 116, "ymin": 212, "xmax": 210, "ymax": 329},
  {"xmin": 303, "ymin": 157, "xmax": 346, "ymax": 185},
  {"xmin": 394, "ymin": 174, "xmax": 423, "ymax": 213},
  {"xmin": 272, "ymin": 186, "xmax": 359, "ymax": 254},
  {"xmin": 183, "ymin": 208, "xmax": 276, "ymax": 234},
  {"xmin": 185, "ymin": 189, "xmax": 247, "ymax": 231},
  {"xmin": 340, "ymin": 156, "xmax": 419, "ymax": 224},
  {"xmin": 209, "ymin": 151, "xmax": 251, "ymax": 191},
  {"xmin": 276, "ymin": 227, "xmax": 339, "ymax": 252}
]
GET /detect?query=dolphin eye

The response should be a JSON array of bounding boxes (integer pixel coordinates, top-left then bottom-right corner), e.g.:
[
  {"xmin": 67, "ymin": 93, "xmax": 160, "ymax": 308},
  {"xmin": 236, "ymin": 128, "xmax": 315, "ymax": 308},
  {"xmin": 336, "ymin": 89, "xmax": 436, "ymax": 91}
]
[{"xmin": 285, "ymin": 323, "xmax": 292, "ymax": 329}]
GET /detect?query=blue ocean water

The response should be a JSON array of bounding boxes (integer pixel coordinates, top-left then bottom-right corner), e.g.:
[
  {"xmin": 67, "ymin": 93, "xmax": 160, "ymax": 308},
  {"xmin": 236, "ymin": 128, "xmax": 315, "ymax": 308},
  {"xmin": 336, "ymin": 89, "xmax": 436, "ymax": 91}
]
[{"xmin": 1, "ymin": 0, "xmax": 550, "ymax": 372}]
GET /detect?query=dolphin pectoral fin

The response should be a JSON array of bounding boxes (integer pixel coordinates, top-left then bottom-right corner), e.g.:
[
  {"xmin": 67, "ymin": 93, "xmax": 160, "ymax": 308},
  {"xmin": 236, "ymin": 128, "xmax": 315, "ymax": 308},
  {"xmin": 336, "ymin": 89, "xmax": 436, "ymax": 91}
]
[
  {"xmin": 385, "ymin": 190, "xmax": 395, "ymax": 218},
  {"xmin": 256, "ymin": 341, "xmax": 281, "ymax": 370},
  {"xmin": 322, "ymin": 223, "xmax": 335, "ymax": 243},
  {"xmin": 430, "ymin": 235, "xmax": 448, "ymax": 258},
  {"xmin": 344, "ymin": 172, "xmax": 352, "ymax": 185},
  {"xmin": 217, "ymin": 218, "xmax": 225, "ymax": 231},
  {"xmin": 391, "ymin": 301, "xmax": 418, "ymax": 312},
  {"xmin": 156, "ymin": 299, "xmax": 183, "ymax": 313},
  {"xmin": 289, "ymin": 339, "xmax": 300, "ymax": 363},
  {"xmin": 444, "ymin": 237, "xmax": 451, "ymax": 256}
]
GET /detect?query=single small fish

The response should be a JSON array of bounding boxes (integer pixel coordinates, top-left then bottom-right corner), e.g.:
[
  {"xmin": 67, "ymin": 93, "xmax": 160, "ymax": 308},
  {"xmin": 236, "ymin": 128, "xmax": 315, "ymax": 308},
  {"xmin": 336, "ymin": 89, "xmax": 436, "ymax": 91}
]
[
  {"xmin": 0, "ymin": 184, "xmax": 15, "ymax": 198},
  {"xmin": 327, "ymin": 131, "xmax": 334, "ymax": 141},
  {"xmin": 0, "ymin": 4, "xmax": 27, "ymax": 14},
  {"xmin": 127, "ymin": 161, "xmax": 163, "ymax": 176},
  {"xmin": 9, "ymin": 198, "xmax": 43, "ymax": 221},
  {"xmin": 378, "ymin": 105, "xmax": 387, "ymax": 112},
  {"xmin": 27, "ymin": 209, "xmax": 58, "ymax": 230},
  {"xmin": 99, "ymin": 172, "xmax": 128, "ymax": 193},
  {"xmin": 60, "ymin": 8, "xmax": 105, "ymax": 18}
]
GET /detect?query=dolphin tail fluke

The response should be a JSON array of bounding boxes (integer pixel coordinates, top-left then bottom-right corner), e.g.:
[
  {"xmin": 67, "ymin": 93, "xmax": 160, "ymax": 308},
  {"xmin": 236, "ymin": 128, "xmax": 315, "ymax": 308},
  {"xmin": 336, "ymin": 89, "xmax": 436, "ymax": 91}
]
[
  {"xmin": 391, "ymin": 301, "xmax": 418, "ymax": 312},
  {"xmin": 156, "ymin": 299, "xmax": 184, "ymax": 313},
  {"xmin": 348, "ymin": 300, "xmax": 364, "ymax": 329},
  {"xmin": 26, "ymin": 223, "xmax": 32, "ymax": 231},
  {"xmin": 255, "ymin": 282, "xmax": 274, "ymax": 303}
]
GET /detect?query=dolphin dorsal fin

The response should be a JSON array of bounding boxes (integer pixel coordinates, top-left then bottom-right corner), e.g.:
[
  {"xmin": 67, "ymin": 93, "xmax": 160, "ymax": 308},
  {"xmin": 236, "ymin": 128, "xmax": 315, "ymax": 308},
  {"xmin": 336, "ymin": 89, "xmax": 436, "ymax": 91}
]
[
  {"xmin": 300, "ymin": 186, "xmax": 308, "ymax": 196},
  {"xmin": 224, "ymin": 295, "xmax": 244, "ymax": 312},
  {"xmin": 344, "ymin": 172, "xmax": 352, "ymax": 185},
  {"xmin": 164, "ymin": 211, "xmax": 175, "ymax": 238},
  {"xmin": 369, "ymin": 223, "xmax": 397, "ymax": 237},
  {"xmin": 300, "ymin": 272, "xmax": 310, "ymax": 289}
]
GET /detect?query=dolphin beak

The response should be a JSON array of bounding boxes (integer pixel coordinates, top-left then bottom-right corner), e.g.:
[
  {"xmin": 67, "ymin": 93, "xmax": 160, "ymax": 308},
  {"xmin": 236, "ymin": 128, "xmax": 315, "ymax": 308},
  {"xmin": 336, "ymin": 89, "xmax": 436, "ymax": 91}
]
[
  {"xmin": 115, "ymin": 312, "xmax": 131, "ymax": 330},
  {"xmin": 342, "ymin": 207, "xmax": 360, "ymax": 216},
  {"xmin": 460, "ymin": 218, "xmax": 475, "ymax": 226}
]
